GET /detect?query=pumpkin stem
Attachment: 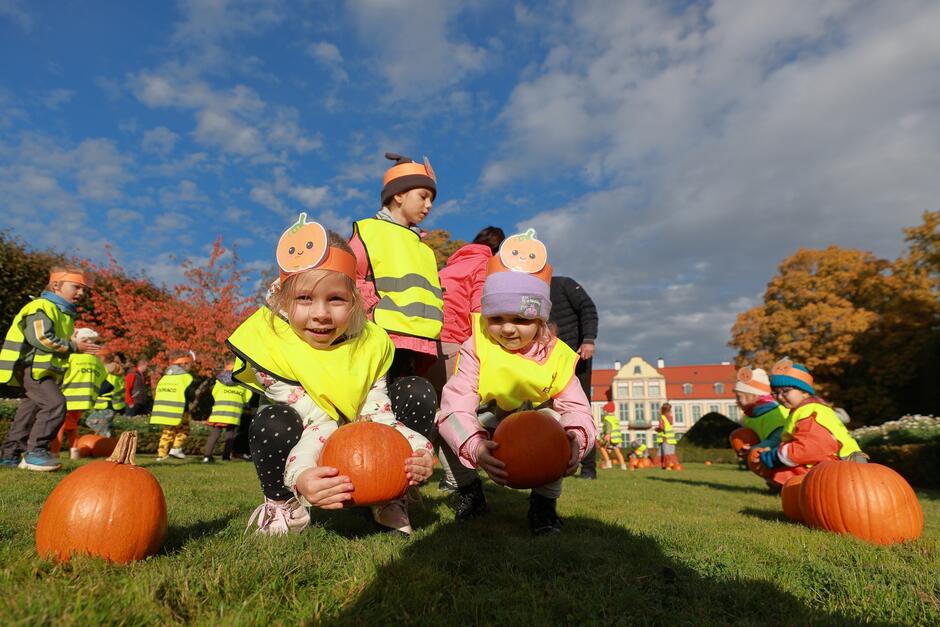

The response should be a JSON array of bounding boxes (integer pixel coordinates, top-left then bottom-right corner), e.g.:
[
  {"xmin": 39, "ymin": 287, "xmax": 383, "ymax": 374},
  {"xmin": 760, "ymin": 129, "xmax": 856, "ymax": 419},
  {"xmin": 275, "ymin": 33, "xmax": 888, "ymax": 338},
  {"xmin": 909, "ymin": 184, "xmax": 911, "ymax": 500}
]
[
  {"xmin": 290, "ymin": 212, "xmax": 308, "ymax": 233},
  {"xmin": 107, "ymin": 431, "xmax": 138, "ymax": 465},
  {"xmin": 520, "ymin": 228, "xmax": 537, "ymax": 240}
]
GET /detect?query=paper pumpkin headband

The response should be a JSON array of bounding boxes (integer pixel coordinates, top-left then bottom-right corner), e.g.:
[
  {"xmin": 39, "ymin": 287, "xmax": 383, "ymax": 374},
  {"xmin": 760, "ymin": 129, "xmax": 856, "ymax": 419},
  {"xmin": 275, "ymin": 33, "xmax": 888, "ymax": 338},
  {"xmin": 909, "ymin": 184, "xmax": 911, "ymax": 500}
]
[
  {"xmin": 770, "ymin": 357, "xmax": 814, "ymax": 388},
  {"xmin": 487, "ymin": 228, "xmax": 552, "ymax": 283},
  {"xmin": 276, "ymin": 213, "xmax": 356, "ymax": 282},
  {"xmin": 50, "ymin": 271, "xmax": 89, "ymax": 287},
  {"xmin": 170, "ymin": 351, "xmax": 197, "ymax": 366}
]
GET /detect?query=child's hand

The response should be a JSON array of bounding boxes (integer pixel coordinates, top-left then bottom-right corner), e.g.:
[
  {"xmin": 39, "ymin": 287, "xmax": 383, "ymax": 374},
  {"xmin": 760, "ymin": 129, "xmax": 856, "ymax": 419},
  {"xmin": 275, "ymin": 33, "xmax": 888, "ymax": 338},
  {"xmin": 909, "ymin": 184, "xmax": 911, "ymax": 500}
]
[
  {"xmin": 565, "ymin": 430, "xmax": 580, "ymax": 476},
  {"xmin": 295, "ymin": 466, "xmax": 354, "ymax": 509},
  {"xmin": 476, "ymin": 440, "xmax": 508, "ymax": 485},
  {"xmin": 404, "ymin": 449, "xmax": 433, "ymax": 486}
]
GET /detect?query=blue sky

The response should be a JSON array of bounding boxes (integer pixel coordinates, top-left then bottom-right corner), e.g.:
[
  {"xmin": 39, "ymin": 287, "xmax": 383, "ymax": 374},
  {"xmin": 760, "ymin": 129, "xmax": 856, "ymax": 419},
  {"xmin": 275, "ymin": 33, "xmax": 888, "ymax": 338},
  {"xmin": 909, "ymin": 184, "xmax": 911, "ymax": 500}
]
[{"xmin": 2, "ymin": 0, "xmax": 940, "ymax": 368}]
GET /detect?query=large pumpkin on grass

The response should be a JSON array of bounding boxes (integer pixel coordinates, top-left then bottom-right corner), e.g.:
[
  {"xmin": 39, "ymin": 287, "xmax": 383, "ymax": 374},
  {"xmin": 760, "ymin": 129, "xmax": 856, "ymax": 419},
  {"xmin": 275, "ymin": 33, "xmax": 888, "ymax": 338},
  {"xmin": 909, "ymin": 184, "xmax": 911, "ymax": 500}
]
[
  {"xmin": 729, "ymin": 427, "xmax": 759, "ymax": 454},
  {"xmin": 319, "ymin": 421, "xmax": 412, "ymax": 506},
  {"xmin": 781, "ymin": 474, "xmax": 806, "ymax": 523},
  {"xmin": 492, "ymin": 410, "xmax": 570, "ymax": 489},
  {"xmin": 75, "ymin": 434, "xmax": 117, "ymax": 458},
  {"xmin": 798, "ymin": 461, "xmax": 923, "ymax": 544},
  {"xmin": 36, "ymin": 431, "xmax": 166, "ymax": 563}
]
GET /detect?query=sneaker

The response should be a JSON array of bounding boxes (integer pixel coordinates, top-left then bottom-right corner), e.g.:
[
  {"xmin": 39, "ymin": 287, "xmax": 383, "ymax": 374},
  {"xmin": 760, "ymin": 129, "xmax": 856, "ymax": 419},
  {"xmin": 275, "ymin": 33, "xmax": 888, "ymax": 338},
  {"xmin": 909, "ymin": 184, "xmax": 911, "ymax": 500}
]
[
  {"xmin": 155, "ymin": 456, "xmax": 168, "ymax": 462},
  {"xmin": 454, "ymin": 479, "xmax": 489, "ymax": 522},
  {"xmin": 437, "ymin": 478, "xmax": 458, "ymax": 493},
  {"xmin": 23, "ymin": 449, "xmax": 62, "ymax": 472},
  {"xmin": 168, "ymin": 448, "xmax": 186, "ymax": 459},
  {"xmin": 0, "ymin": 455, "xmax": 20, "ymax": 468},
  {"xmin": 577, "ymin": 471, "xmax": 597, "ymax": 480},
  {"xmin": 246, "ymin": 497, "xmax": 310, "ymax": 536},
  {"xmin": 528, "ymin": 493, "xmax": 562, "ymax": 536},
  {"xmin": 371, "ymin": 497, "xmax": 412, "ymax": 536},
  {"xmin": 202, "ymin": 456, "xmax": 214, "ymax": 464}
]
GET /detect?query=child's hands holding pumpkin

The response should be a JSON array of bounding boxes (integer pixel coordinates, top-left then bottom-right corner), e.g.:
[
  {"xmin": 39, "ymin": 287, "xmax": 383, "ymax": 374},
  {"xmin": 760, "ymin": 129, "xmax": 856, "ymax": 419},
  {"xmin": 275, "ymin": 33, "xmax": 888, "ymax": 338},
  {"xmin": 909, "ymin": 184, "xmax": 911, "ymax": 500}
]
[
  {"xmin": 404, "ymin": 449, "xmax": 433, "ymax": 486},
  {"xmin": 476, "ymin": 440, "xmax": 508, "ymax": 485},
  {"xmin": 564, "ymin": 430, "xmax": 580, "ymax": 476},
  {"xmin": 295, "ymin": 466, "xmax": 354, "ymax": 509}
]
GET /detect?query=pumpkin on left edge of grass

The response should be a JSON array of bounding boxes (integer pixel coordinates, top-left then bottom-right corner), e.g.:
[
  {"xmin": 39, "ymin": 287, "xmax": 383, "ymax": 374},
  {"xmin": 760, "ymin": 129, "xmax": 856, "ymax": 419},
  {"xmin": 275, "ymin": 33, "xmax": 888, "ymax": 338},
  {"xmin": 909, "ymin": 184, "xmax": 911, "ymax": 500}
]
[
  {"xmin": 36, "ymin": 431, "xmax": 167, "ymax": 563},
  {"xmin": 75, "ymin": 433, "xmax": 117, "ymax": 458}
]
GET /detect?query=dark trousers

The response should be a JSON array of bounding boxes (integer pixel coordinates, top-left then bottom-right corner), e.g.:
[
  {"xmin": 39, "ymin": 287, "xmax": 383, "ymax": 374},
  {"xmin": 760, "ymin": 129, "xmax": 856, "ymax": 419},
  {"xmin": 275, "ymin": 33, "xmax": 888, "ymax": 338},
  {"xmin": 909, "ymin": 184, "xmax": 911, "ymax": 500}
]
[
  {"xmin": 575, "ymin": 357, "xmax": 597, "ymax": 476},
  {"xmin": 1, "ymin": 367, "xmax": 67, "ymax": 458},
  {"xmin": 204, "ymin": 425, "xmax": 236, "ymax": 459}
]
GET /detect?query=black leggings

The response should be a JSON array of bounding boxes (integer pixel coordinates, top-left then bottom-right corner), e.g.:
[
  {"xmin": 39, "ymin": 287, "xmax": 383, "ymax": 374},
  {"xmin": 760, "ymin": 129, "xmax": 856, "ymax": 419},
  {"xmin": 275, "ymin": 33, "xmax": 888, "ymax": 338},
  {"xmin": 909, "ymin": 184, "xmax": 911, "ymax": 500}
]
[{"xmin": 204, "ymin": 425, "xmax": 236, "ymax": 459}]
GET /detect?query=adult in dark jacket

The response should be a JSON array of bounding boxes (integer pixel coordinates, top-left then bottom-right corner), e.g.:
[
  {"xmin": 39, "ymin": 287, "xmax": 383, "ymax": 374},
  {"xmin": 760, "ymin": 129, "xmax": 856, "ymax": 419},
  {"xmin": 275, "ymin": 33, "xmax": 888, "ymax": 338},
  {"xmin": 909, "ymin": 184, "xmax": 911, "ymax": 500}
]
[
  {"xmin": 549, "ymin": 276, "xmax": 599, "ymax": 479},
  {"xmin": 124, "ymin": 359, "xmax": 153, "ymax": 417}
]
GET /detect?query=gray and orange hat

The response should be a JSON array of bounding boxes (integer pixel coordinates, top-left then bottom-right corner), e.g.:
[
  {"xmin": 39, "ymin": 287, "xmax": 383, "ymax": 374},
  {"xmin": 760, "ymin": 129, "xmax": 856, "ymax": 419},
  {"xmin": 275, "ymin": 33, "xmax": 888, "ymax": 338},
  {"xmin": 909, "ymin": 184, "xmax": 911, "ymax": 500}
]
[{"xmin": 381, "ymin": 152, "xmax": 437, "ymax": 206}]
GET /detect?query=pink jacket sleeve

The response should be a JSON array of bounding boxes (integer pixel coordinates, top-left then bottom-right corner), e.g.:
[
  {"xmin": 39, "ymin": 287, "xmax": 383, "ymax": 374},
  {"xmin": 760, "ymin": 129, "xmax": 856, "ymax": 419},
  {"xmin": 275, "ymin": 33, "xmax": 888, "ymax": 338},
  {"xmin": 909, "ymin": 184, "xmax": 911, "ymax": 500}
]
[
  {"xmin": 468, "ymin": 260, "xmax": 488, "ymax": 313},
  {"xmin": 349, "ymin": 232, "xmax": 379, "ymax": 316},
  {"xmin": 437, "ymin": 339, "xmax": 488, "ymax": 468}
]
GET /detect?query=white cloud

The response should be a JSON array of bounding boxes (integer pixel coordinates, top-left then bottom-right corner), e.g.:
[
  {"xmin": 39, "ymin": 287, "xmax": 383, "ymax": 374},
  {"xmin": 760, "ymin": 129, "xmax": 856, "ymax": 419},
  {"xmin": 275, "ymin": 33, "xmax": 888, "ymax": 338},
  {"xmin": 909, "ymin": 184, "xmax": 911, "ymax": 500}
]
[
  {"xmin": 288, "ymin": 184, "xmax": 329, "ymax": 209},
  {"xmin": 107, "ymin": 208, "xmax": 143, "ymax": 224},
  {"xmin": 42, "ymin": 88, "xmax": 74, "ymax": 110},
  {"xmin": 308, "ymin": 41, "xmax": 348, "ymax": 82},
  {"xmin": 141, "ymin": 126, "xmax": 180, "ymax": 155},
  {"xmin": 0, "ymin": 0, "xmax": 33, "ymax": 32}
]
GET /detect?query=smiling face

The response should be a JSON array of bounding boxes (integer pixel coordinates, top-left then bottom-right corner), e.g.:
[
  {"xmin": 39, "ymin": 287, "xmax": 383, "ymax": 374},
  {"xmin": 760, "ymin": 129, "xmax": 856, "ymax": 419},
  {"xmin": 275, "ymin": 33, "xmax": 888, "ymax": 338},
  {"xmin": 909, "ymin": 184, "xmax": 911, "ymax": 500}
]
[
  {"xmin": 390, "ymin": 187, "xmax": 433, "ymax": 226},
  {"xmin": 53, "ymin": 280, "xmax": 86, "ymax": 304},
  {"xmin": 484, "ymin": 314, "xmax": 542, "ymax": 352},
  {"xmin": 772, "ymin": 386, "xmax": 810, "ymax": 409},
  {"xmin": 287, "ymin": 270, "xmax": 357, "ymax": 349},
  {"xmin": 735, "ymin": 391, "xmax": 759, "ymax": 412}
]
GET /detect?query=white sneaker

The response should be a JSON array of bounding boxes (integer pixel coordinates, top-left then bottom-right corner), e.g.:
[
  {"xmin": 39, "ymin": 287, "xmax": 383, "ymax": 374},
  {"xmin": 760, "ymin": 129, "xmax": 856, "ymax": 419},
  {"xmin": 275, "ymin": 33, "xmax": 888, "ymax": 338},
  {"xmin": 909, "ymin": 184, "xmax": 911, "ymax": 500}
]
[
  {"xmin": 371, "ymin": 497, "xmax": 412, "ymax": 536},
  {"xmin": 168, "ymin": 448, "xmax": 186, "ymax": 459},
  {"xmin": 246, "ymin": 498, "xmax": 310, "ymax": 536}
]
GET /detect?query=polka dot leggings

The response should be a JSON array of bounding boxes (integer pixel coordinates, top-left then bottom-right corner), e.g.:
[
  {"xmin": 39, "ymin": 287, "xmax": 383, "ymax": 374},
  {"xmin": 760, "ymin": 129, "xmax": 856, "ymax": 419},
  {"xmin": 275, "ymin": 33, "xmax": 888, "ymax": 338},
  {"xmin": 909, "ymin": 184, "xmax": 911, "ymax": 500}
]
[
  {"xmin": 250, "ymin": 404, "xmax": 303, "ymax": 501},
  {"xmin": 388, "ymin": 376, "xmax": 437, "ymax": 440}
]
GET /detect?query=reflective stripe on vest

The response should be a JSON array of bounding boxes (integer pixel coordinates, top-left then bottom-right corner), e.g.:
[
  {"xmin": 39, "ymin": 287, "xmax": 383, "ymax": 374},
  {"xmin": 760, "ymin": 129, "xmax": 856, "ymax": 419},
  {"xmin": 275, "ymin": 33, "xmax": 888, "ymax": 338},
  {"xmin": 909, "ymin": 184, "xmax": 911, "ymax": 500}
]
[
  {"xmin": 62, "ymin": 353, "xmax": 106, "ymax": 411},
  {"xmin": 227, "ymin": 307, "xmax": 393, "ymax": 421},
  {"xmin": 150, "ymin": 372, "xmax": 194, "ymax": 426},
  {"xmin": 633, "ymin": 443, "xmax": 648, "ymax": 457},
  {"xmin": 471, "ymin": 313, "xmax": 578, "ymax": 412},
  {"xmin": 208, "ymin": 380, "xmax": 252, "ymax": 425},
  {"xmin": 743, "ymin": 404, "xmax": 789, "ymax": 441},
  {"xmin": 354, "ymin": 218, "xmax": 443, "ymax": 339},
  {"xmin": 0, "ymin": 298, "xmax": 75, "ymax": 385},
  {"xmin": 602, "ymin": 414, "xmax": 622, "ymax": 445},
  {"xmin": 782, "ymin": 401, "xmax": 862, "ymax": 458},
  {"xmin": 656, "ymin": 415, "xmax": 677, "ymax": 445},
  {"xmin": 94, "ymin": 372, "xmax": 127, "ymax": 411}
]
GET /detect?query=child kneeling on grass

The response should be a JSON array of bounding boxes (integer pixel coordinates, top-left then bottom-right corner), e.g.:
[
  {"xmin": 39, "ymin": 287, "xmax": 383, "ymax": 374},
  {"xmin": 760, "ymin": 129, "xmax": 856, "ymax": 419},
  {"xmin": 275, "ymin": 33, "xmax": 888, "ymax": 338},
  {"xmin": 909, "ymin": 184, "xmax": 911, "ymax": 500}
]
[
  {"xmin": 755, "ymin": 358, "xmax": 867, "ymax": 489},
  {"xmin": 437, "ymin": 231, "xmax": 596, "ymax": 535},
  {"xmin": 226, "ymin": 215, "xmax": 434, "ymax": 537}
]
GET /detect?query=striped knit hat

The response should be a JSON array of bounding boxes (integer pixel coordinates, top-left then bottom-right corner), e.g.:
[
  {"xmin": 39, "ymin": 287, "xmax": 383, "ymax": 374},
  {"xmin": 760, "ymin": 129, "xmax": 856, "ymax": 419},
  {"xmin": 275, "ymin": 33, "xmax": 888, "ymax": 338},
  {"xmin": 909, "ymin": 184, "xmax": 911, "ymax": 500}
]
[
  {"xmin": 734, "ymin": 366, "xmax": 772, "ymax": 396},
  {"xmin": 769, "ymin": 358, "xmax": 815, "ymax": 395}
]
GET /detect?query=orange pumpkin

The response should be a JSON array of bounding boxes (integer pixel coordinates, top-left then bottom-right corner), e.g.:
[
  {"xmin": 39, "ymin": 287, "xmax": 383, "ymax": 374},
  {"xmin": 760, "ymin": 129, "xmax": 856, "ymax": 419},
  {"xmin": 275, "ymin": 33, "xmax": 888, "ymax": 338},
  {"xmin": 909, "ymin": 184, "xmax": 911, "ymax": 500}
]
[
  {"xmin": 75, "ymin": 434, "xmax": 117, "ymax": 458},
  {"xmin": 704, "ymin": 461, "xmax": 713, "ymax": 466},
  {"xmin": 629, "ymin": 457, "xmax": 640, "ymax": 470},
  {"xmin": 276, "ymin": 212, "xmax": 328, "ymax": 274},
  {"xmin": 781, "ymin": 474, "xmax": 806, "ymax": 523},
  {"xmin": 319, "ymin": 421, "xmax": 413, "ymax": 506},
  {"xmin": 498, "ymin": 229, "xmax": 547, "ymax": 274},
  {"xmin": 729, "ymin": 427, "xmax": 759, "ymax": 454},
  {"xmin": 35, "ymin": 431, "xmax": 167, "ymax": 563},
  {"xmin": 491, "ymin": 410, "xmax": 570, "ymax": 489},
  {"xmin": 638, "ymin": 457, "xmax": 653, "ymax": 468},
  {"xmin": 747, "ymin": 447, "xmax": 774, "ymax": 479},
  {"xmin": 798, "ymin": 461, "xmax": 923, "ymax": 544}
]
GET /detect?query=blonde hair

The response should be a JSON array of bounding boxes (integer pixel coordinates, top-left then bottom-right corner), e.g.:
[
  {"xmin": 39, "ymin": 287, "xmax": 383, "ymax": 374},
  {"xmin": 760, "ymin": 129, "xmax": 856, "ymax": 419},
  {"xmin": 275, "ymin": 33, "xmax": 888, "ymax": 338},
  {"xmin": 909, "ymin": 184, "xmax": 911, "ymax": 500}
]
[
  {"xmin": 267, "ymin": 232, "xmax": 366, "ymax": 340},
  {"xmin": 46, "ymin": 265, "xmax": 84, "ymax": 292}
]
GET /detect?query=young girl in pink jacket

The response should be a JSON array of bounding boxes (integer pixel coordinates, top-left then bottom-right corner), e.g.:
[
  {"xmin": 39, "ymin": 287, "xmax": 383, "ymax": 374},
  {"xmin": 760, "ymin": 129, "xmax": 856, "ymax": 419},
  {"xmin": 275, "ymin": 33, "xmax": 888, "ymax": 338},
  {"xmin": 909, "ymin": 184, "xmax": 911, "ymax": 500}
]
[{"xmin": 437, "ymin": 231, "xmax": 597, "ymax": 535}]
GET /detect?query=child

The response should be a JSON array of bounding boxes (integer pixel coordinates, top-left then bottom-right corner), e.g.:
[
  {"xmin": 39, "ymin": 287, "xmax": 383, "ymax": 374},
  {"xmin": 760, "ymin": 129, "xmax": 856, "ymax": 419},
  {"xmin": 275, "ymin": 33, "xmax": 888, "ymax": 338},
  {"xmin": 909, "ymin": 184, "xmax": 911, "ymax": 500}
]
[
  {"xmin": 629, "ymin": 441, "xmax": 649, "ymax": 462},
  {"xmin": 349, "ymin": 152, "xmax": 442, "ymax": 436},
  {"xmin": 150, "ymin": 351, "xmax": 197, "ymax": 461},
  {"xmin": 0, "ymin": 266, "xmax": 100, "ymax": 471},
  {"xmin": 53, "ymin": 328, "xmax": 107, "ymax": 455},
  {"xmin": 600, "ymin": 402, "xmax": 627, "ymax": 470},
  {"xmin": 437, "ymin": 231, "xmax": 596, "ymax": 535},
  {"xmin": 202, "ymin": 361, "xmax": 253, "ymax": 463},
  {"xmin": 86, "ymin": 351, "xmax": 126, "ymax": 437},
  {"xmin": 733, "ymin": 366, "xmax": 789, "ymax": 486},
  {"xmin": 124, "ymin": 359, "xmax": 153, "ymax": 416},
  {"xmin": 226, "ymin": 215, "xmax": 434, "ymax": 536},
  {"xmin": 757, "ymin": 358, "xmax": 867, "ymax": 488},
  {"xmin": 654, "ymin": 403, "xmax": 679, "ymax": 469}
]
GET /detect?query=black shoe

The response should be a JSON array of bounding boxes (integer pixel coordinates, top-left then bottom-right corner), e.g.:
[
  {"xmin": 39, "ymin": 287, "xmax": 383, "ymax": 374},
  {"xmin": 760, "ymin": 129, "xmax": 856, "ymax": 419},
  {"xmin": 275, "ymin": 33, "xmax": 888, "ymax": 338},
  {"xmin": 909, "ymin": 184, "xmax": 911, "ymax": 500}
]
[
  {"xmin": 438, "ymin": 478, "xmax": 458, "ymax": 493},
  {"xmin": 578, "ymin": 471, "xmax": 597, "ymax": 480},
  {"xmin": 454, "ymin": 479, "xmax": 489, "ymax": 522},
  {"xmin": 528, "ymin": 493, "xmax": 562, "ymax": 536},
  {"xmin": 202, "ymin": 456, "xmax": 214, "ymax": 464}
]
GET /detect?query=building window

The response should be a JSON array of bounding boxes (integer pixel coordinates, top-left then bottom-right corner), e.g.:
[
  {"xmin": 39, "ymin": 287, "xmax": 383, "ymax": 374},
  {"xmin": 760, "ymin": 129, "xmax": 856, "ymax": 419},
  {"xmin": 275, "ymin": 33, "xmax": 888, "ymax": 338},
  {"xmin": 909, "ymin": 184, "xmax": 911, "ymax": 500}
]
[
  {"xmin": 728, "ymin": 405, "xmax": 738, "ymax": 420},
  {"xmin": 673, "ymin": 407, "xmax": 685, "ymax": 426},
  {"xmin": 648, "ymin": 382, "xmax": 661, "ymax": 397},
  {"xmin": 619, "ymin": 403, "xmax": 629, "ymax": 422},
  {"xmin": 616, "ymin": 383, "xmax": 629, "ymax": 398},
  {"xmin": 632, "ymin": 383, "xmax": 644, "ymax": 398},
  {"xmin": 692, "ymin": 405, "xmax": 702, "ymax": 420},
  {"xmin": 633, "ymin": 365, "xmax": 641, "ymax": 374},
  {"xmin": 640, "ymin": 432, "xmax": 648, "ymax": 447},
  {"xmin": 714, "ymin": 382, "xmax": 724, "ymax": 394},
  {"xmin": 635, "ymin": 403, "xmax": 646, "ymax": 425},
  {"xmin": 709, "ymin": 404, "xmax": 720, "ymax": 415},
  {"xmin": 682, "ymin": 383, "xmax": 693, "ymax": 395},
  {"xmin": 650, "ymin": 402, "xmax": 661, "ymax": 418}
]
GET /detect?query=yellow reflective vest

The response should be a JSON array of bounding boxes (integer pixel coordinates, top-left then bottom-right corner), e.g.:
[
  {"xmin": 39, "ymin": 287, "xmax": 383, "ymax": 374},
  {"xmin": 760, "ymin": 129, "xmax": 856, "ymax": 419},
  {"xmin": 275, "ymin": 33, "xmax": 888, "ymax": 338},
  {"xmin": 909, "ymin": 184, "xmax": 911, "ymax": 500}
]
[
  {"xmin": 94, "ymin": 372, "xmax": 126, "ymax": 411},
  {"xmin": 470, "ymin": 313, "xmax": 578, "ymax": 412},
  {"xmin": 62, "ymin": 353, "xmax": 107, "ymax": 411},
  {"xmin": 743, "ymin": 404, "xmax": 789, "ymax": 441},
  {"xmin": 226, "ymin": 307, "xmax": 394, "ymax": 422},
  {"xmin": 354, "ymin": 218, "xmax": 443, "ymax": 340},
  {"xmin": 782, "ymin": 401, "xmax": 862, "ymax": 458},
  {"xmin": 632, "ymin": 443, "xmax": 648, "ymax": 457},
  {"xmin": 207, "ymin": 379, "xmax": 253, "ymax": 426},
  {"xmin": 0, "ymin": 298, "xmax": 75, "ymax": 384},
  {"xmin": 655, "ymin": 414, "xmax": 677, "ymax": 445},
  {"xmin": 602, "ymin": 413, "xmax": 622, "ymax": 445},
  {"xmin": 150, "ymin": 372, "xmax": 194, "ymax": 426}
]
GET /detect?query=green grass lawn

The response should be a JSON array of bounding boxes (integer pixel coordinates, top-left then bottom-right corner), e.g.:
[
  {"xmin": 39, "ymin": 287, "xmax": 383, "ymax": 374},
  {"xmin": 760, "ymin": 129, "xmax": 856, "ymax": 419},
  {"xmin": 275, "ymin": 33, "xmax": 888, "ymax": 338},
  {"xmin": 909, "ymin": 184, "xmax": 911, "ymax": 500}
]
[{"xmin": 1, "ymin": 459, "xmax": 938, "ymax": 626}]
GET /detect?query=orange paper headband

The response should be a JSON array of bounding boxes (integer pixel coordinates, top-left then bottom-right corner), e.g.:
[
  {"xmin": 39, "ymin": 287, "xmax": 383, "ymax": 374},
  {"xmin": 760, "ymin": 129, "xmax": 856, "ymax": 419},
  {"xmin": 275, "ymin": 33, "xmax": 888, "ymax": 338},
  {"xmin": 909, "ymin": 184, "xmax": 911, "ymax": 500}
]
[
  {"xmin": 771, "ymin": 358, "xmax": 814, "ymax": 386},
  {"xmin": 383, "ymin": 157, "xmax": 436, "ymax": 186},
  {"xmin": 171, "ymin": 356, "xmax": 194, "ymax": 365},
  {"xmin": 49, "ymin": 271, "xmax": 88, "ymax": 287},
  {"xmin": 276, "ymin": 213, "xmax": 356, "ymax": 282}
]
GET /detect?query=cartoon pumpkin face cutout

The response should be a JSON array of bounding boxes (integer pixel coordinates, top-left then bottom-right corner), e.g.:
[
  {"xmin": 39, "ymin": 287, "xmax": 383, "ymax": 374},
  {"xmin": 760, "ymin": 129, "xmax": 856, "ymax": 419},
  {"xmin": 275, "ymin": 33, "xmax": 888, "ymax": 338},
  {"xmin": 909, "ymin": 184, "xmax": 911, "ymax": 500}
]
[
  {"xmin": 498, "ymin": 229, "xmax": 547, "ymax": 274},
  {"xmin": 276, "ymin": 213, "xmax": 328, "ymax": 274}
]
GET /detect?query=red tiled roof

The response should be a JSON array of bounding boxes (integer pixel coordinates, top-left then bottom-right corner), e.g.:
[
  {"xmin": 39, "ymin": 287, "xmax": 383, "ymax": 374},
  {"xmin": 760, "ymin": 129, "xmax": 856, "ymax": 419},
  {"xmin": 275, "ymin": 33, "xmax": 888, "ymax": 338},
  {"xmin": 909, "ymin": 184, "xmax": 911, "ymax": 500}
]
[
  {"xmin": 658, "ymin": 363, "xmax": 736, "ymax": 400},
  {"xmin": 591, "ymin": 369, "xmax": 616, "ymax": 402}
]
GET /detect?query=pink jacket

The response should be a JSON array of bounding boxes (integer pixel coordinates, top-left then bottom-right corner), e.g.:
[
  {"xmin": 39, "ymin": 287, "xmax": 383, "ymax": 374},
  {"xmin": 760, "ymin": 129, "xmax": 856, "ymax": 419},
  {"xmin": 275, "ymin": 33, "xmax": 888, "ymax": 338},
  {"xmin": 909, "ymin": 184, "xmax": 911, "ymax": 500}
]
[{"xmin": 439, "ymin": 243, "xmax": 492, "ymax": 344}]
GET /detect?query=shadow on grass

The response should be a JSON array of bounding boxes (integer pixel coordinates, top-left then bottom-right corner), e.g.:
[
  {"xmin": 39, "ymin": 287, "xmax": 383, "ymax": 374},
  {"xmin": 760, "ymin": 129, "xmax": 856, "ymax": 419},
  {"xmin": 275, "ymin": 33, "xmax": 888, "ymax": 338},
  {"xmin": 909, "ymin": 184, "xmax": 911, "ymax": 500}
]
[
  {"xmin": 643, "ymin": 475, "xmax": 770, "ymax": 495},
  {"xmin": 739, "ymin": 506, "xmax": 790, "ymax": 523},
  {"xmin": 307, "ymin": 488, "xmax": 447, "ymax": 540},
  {"xmin": 324, "ymin": 486, "xmax": 857, "ymax": 626},
  {"xmin": 162, "ymin": 512, "xmax": 239, "ymax": 554}
]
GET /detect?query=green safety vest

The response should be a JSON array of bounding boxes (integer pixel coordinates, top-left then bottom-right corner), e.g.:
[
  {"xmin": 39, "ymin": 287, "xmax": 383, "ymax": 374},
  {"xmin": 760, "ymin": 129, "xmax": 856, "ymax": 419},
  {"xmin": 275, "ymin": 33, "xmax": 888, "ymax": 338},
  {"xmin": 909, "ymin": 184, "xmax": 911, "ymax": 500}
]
[
  {"xmin": 782, "ymin": 401, "xmax": 862, "ymax": 459},
  {"xmin": 94, "ymin": 372, "xmax": 126, "ymax": 411},
  {"xmin": 150, "ymin": 372, "xmax": 194, "ymax": 426},
  {"xmin": 655, "ymin": 414, "xmax": 677, "ymax": 445},
  {"xmin": 632, "ymin": 443, "xmax": 648, "ymax": 457},
  {"xmin": 743, "ymin": 404, "xmax": 789, "ymax": 441},
  {"xmin": 62, "ymin": 353, "xmax": 107, "ymax": 411},
  {"xmin": 354, "ymin": 218, "xmax": 443, "ymax": 340},
  {"xmin": 0, "ymin": 297, "xmax": 75, "ymax": 384},
  {"xmin": 602, "ymin": 414, "xmax": 622, "ymax": 445},
  {"xmin": 207, "ymin": 379, "xmax": 253, "ymax": 426}
]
